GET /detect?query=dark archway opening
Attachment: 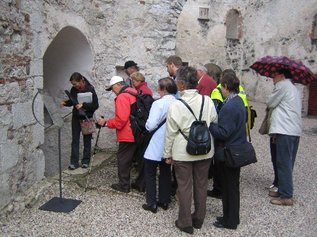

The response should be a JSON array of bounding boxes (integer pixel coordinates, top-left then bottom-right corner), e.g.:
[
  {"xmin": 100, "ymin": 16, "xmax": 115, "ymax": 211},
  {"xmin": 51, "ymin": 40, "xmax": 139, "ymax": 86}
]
[{"xmin": 42, "ymin": 26, "xmax": 94, "ymax": 177}]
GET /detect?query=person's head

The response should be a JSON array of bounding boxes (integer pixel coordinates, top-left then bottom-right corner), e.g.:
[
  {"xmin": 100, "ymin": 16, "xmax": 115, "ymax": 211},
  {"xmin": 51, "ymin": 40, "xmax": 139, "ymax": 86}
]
[
  {"xmin": 219, "ymin": 69, "xmax": 236, "ymax": 84},
  {"xmin": 130, "ymin": 72, "xmax": 145, "ymax": 88},
  {"xmin": 157, "ymin": 77, "xmax": 177, "ymax": 97},
  {"xmin": 220, "ymin": 72, "xmax": 240, "ymax": 98},
  {"xmin": 106, "ymin": 76, "xmax": 126, "ymax": 95},
  {"xmin": 272, "ymin": 68, "xmax": 291, "ymax": 84},
  {"xmin": 165, "ymin": 55, "xmax": 183, "ymax": 77},
  {"xmin": 175, "ymin": 66, "xmax": 198, "ymax": 91},
  {"xmin": 124, "ymin": 60, "xmax": 139, "ymax": 76},
  {"xmin": 70, "ymin": 72, "xmax": 86, "ymax": 91},
  {"xmin": 193, "ymin": 64, "xmax": 208, "ymax": 79}
]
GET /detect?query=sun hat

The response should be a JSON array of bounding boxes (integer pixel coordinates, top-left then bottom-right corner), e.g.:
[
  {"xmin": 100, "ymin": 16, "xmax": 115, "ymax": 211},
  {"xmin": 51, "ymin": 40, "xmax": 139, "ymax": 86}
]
[{"xmin": 106, "ymin": 76, "xmax": 124, "ymax": 91}]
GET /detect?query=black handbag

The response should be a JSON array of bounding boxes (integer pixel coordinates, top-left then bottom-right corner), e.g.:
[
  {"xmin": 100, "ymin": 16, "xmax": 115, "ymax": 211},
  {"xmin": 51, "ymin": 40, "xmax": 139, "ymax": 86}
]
[{"xmin": 224, "ymin": 142, "xmax": 257, "ymax": 168}]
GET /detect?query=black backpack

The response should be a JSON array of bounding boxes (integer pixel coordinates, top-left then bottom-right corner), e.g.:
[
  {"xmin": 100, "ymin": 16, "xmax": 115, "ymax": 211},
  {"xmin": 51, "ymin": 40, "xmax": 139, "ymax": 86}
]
[
  {"xmin": 123, "ymin": 90, "xmax": 154, "ymax": 142},
  {"xmin": 178, "ymin": 96, "xmax": 212, "ymax": 156}
]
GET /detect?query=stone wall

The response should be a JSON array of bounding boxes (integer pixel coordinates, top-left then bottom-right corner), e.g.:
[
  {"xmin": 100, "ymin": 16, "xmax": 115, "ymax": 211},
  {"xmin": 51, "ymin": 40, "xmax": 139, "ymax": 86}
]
[
  {"xmin": 177, "ymin": 0, "xmax": 317, "ymax": 114},
  {"xmin": 0, "ymin": 0, "xmax": 186, "ymax": 212}
]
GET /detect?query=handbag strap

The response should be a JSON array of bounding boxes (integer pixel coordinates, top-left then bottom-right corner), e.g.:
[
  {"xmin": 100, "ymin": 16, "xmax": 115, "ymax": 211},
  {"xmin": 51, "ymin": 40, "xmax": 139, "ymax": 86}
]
[
  {"xmin": 178, "ymin": 95, "xmax": 205, "ymax": 140},
  {"xmin": 151, "ymin": 118, "xmax": 166, "ymax": 135}
]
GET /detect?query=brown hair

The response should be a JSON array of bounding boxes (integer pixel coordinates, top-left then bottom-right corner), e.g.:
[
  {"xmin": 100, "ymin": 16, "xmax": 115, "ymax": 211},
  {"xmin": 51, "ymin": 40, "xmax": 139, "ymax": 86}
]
[
  {"xmin": 130, "ymin": 72, "xmax": 145, "ymax": 82},
  {"xmin": 165, "ymin": 55, "xmax": 183, "ymax": 68},
  {"xmin": 221, "ymin": 72, "xmax": 240, "ymax": 93}
]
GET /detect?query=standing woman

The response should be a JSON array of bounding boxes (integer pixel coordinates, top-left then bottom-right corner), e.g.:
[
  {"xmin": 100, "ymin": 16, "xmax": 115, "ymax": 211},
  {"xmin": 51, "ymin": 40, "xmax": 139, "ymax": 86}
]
[
  {"xmin": 60, "ymin": 72, "xmax": 99, "ymax": 170},
  {"xmin": 163, "ymin": 66, "xmax": 217, "ymax": 234},
  {"xmin": 209, "ymin": 72, "xmax": 246, "ymax": 230},
  {"xmin": 142, "ymin": 77, "xmax": 177, "ymax": 213}
]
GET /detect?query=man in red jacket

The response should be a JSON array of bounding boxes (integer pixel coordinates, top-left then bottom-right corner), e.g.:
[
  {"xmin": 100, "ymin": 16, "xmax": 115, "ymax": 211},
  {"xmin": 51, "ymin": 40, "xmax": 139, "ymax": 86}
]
[
  {"xmin": 194, "ymin": 64, "xmax": 217, "ymax": 96},
  {"xmin": 98, "ymin": 76, "xmax": 137, "ymax": 193}
]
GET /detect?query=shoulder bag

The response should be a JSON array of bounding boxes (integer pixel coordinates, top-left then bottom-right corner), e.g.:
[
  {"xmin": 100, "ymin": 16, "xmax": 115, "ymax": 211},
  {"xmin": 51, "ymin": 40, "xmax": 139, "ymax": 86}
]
[{"xmin": 224, "ymin": 142, "xmax": 257, "ymax": 168}]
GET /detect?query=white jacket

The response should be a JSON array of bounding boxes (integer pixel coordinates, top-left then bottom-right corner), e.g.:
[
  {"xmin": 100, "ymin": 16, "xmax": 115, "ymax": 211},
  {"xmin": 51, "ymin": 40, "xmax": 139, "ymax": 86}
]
[
  {"xmin": 163, "ymin": 90, "xmax": 218, "ymax": 161},
  {"xmin": 266, "ymin": 79, "xmax": 302, "ymax": 136}
]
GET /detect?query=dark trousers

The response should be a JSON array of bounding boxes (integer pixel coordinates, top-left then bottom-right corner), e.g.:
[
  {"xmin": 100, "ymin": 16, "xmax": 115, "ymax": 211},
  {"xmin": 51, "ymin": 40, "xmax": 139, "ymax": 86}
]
[
  {"xmin": 144, "ymin": 159, "xmax": 171, "ymax": 206},
  {"xmin": 220, "ymin": 162, "xmax": 240, "ymax": 228},
  {"xmin": 208, "ymin": 159, "xmax": 222, "ymax": 192},
  {"xmin": 71, "ymin": 116, "xmax": 92, "ymax": 166},
  {"xmin": 117, "ymin": 142, "xmax": 137, "ymax": 191},
  {"xmin": 174, "ymin": 159, "xmax": 211, "ymax": 228},
  {"xmin": 272, "ymin": 134, "xmax": 299, "ymax": 198}
]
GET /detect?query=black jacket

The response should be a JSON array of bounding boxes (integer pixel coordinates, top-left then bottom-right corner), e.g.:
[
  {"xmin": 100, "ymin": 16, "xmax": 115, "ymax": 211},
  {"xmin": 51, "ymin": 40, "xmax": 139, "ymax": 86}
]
[{"xmin": 64, "ymin": 79, "xmax": 99, "ymax": 119}]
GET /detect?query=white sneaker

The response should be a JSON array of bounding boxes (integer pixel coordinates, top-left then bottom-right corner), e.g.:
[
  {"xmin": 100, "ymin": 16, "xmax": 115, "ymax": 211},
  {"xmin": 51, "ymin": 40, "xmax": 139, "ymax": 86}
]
[{"xmin": 269, "ymin": 185, "xmax": 278, "ymax": 192}]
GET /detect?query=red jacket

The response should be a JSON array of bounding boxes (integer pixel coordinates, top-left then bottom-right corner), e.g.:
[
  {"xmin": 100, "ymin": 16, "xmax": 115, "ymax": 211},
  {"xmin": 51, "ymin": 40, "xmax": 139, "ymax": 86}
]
[
  {"xmin": 106, "ymin": 87, "xmax": 137, "ymax": 142},
  {"xmin": 197, "ymin": 74, "xmax": 217, "ymax": 96},
  {"xmin": 135, "ymin": 82, "xmax": 153, "ymax": 96}
]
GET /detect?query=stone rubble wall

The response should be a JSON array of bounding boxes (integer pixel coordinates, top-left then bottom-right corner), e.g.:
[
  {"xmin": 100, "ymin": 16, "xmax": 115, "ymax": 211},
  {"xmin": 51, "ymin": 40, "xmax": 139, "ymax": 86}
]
[{"xmin": 0, "ymin": 0, "xmax": 186, "ymax": 212}]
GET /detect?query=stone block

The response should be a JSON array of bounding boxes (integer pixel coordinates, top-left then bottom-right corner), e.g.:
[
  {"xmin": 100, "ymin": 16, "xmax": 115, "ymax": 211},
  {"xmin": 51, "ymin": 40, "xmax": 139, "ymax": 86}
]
[
  {"xmin": 12, "ymin": 101, "xmax": 35, "ymax": 129},
  {"xmin": 0, "ymin": 141, "xmax": 19, "ymax": 172}
]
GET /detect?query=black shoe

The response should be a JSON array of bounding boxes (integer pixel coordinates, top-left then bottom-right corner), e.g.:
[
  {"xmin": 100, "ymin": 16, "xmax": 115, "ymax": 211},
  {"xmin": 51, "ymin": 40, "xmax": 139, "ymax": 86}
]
[
  {"xmin": 192, "ymin": 218, "xmax": 203, "ymax": 229},
  {"xmin": 207, "ymin": 189, "xmax": 222, "ymax": 199},
  {"xmin": 131, "ymin": 183, "xmax": 145, "ymax": 192},
  {"xmin": 175, "ymin": 220, "xmax": 193, "ymax": 235},
  {"xmin": 216, "ymin": 216, "xmax": 224, "ymax": 223},
  {"xmin": 157, "ymin": 202, "xmax": 169, "ymax": 210},
  {"xmin": 142, "ymin": 204, "xmax": 157, "ymax": 213},
  {"xmin": 213, "ymin": 221, "xmax": 237, "ymax": 230},
  {"xmin": 110, "ymin": 183, "xmax": 130, "ymax": 193},
  {"xmin": 81, "ymin": 164, "xmax": 89, "ymax": 168}
]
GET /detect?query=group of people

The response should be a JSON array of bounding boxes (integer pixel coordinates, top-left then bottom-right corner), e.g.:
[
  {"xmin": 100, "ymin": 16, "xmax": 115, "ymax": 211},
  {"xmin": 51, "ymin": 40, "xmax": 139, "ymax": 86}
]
[{"xmin": 60, "ymin": 56, "xmax": 302, "ymax": 234}]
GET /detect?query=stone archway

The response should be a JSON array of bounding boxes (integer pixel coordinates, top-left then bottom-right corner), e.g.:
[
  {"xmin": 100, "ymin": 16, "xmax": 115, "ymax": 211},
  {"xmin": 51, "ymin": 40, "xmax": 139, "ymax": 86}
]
[{"xmin": 42, "ymin": 26, "xmax": 94, "ymax": 177}]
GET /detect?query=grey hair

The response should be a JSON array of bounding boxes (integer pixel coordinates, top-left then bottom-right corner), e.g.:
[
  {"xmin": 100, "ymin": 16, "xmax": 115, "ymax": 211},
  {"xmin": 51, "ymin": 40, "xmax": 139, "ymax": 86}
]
[{"xmin": 193, "ymin": 63, "xmax": 207, "ymax": 73}]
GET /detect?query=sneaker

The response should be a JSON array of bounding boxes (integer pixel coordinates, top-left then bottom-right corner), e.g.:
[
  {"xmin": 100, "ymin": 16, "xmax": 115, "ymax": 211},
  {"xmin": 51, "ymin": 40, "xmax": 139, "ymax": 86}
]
[
  {"xmin": 110, "ymin": 183, "xmax": 130, "ymax": 193},
  {"xmin": 81, "ymin": 164, "xmax": 89, "ymax": 168},
  {"xmin": 270, "ymin": 197, "xmax": 294, "ymax": 206},
  {"xmin": 68, "ymin": 164, "xmax": 78, "ymax": 170},
  {"xmin": 269, "ymin": 185, "xmax": 278, "ymax": 192}
]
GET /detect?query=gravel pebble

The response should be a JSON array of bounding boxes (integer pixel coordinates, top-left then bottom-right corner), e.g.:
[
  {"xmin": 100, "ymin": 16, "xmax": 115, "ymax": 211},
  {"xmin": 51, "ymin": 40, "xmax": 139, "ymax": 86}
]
[{"xmin": 1, "ymin": 101, "xmax": 317, "ymax": 237}]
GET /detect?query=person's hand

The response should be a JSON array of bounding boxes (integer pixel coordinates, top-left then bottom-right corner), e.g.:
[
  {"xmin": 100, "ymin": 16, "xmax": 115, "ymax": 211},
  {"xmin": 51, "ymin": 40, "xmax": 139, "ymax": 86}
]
[
  {"xmin": 164, "ymin": 158, "xmax": 173, "ymax": 165},
  {"xmin": 97, "ymin": 117, "xmax": 107, "ymax": 127},
  {"xmin": 75, "ymin": 103, "xmax": 83, "ymax": 110},
  {"xmin": 60, "ymin": 101, "xmax": 65, "ymax": 108}
]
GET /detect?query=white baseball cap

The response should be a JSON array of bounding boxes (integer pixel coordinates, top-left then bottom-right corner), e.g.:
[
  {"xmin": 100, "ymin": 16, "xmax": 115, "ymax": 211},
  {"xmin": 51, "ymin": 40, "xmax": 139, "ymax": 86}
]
[{"xmin": 106, "ymin": 76, "xmax": 124, "ymax": 91}]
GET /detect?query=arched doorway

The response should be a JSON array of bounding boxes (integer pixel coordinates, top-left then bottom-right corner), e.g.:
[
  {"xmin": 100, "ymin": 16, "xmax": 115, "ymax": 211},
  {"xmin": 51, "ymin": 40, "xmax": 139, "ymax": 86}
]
[{"xmin": 42, "ymin": 26, "xmax": 94, "ymax": 177}]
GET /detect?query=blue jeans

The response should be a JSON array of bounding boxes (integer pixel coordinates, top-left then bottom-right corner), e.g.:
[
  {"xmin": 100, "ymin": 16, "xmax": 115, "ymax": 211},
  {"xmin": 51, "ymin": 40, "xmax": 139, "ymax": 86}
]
[{"xmin": 274, "ymin": 134, "xmax": 300, "ymax": 198}]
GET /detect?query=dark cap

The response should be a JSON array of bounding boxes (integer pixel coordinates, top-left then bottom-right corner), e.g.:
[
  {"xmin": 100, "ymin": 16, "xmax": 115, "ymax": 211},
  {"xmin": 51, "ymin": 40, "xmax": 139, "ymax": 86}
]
[{"xmin": 124, "ymin": 60, "xmax": 138, "ymax": 69}]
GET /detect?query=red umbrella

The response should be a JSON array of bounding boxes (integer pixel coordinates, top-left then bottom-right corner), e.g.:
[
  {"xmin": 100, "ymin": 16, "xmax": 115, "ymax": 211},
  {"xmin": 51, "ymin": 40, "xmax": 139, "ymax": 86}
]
[{"xmin": 250, "ymin": 56, "xmax": 315, "ymax": 85}]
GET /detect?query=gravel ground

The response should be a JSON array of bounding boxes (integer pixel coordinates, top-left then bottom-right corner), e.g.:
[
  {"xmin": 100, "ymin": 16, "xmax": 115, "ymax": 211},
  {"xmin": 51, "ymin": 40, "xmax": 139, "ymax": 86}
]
[{"xmin": 1, "ymin": 101, "xmax": 317, "ymax": 237}]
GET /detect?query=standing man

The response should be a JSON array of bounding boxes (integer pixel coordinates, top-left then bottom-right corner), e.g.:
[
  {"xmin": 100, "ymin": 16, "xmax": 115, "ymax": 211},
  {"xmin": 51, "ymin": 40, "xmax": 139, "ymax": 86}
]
[
  {"xmin": 194, "ymin": 64, "xmax": 217, "ymax": 96},
  {"xmin": 267, "ymin": 68, "xmax": 302, "ymax": 206},
  {"xmin": 124, "ymin": 60, "xmax": 139, "ymax": 86},
  {"xmin": 98, "ymin": 76, "xmax": 137, "ymax": 193},
  {"xmin": 165, "ymin": 55, "xmax": 183, "ymax": 78},
  {"xmin": 165, "ymin": 55, "xmax": 183, "ymax": 195}
]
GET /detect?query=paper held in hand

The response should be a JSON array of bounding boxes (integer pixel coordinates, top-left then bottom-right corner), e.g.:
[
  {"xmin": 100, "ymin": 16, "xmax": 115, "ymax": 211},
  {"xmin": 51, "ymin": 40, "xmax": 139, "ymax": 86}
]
[{"xmin": 77, "ymin": 92, "xmax": 92, "ymax": 103}]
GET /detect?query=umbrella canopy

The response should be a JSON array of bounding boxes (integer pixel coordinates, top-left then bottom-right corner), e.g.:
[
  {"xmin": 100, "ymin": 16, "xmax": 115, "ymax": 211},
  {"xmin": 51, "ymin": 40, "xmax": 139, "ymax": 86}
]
[{"xmin": 250, "ymin": 56, "xmax": 315, "ymax": 85}]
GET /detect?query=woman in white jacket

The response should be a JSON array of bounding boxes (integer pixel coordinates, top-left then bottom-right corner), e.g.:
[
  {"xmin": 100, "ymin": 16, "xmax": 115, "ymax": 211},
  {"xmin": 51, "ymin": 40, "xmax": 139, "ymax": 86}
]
[{"xmin": 142, "ymin": 77, "xmax": 177, "ymax": 213}]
